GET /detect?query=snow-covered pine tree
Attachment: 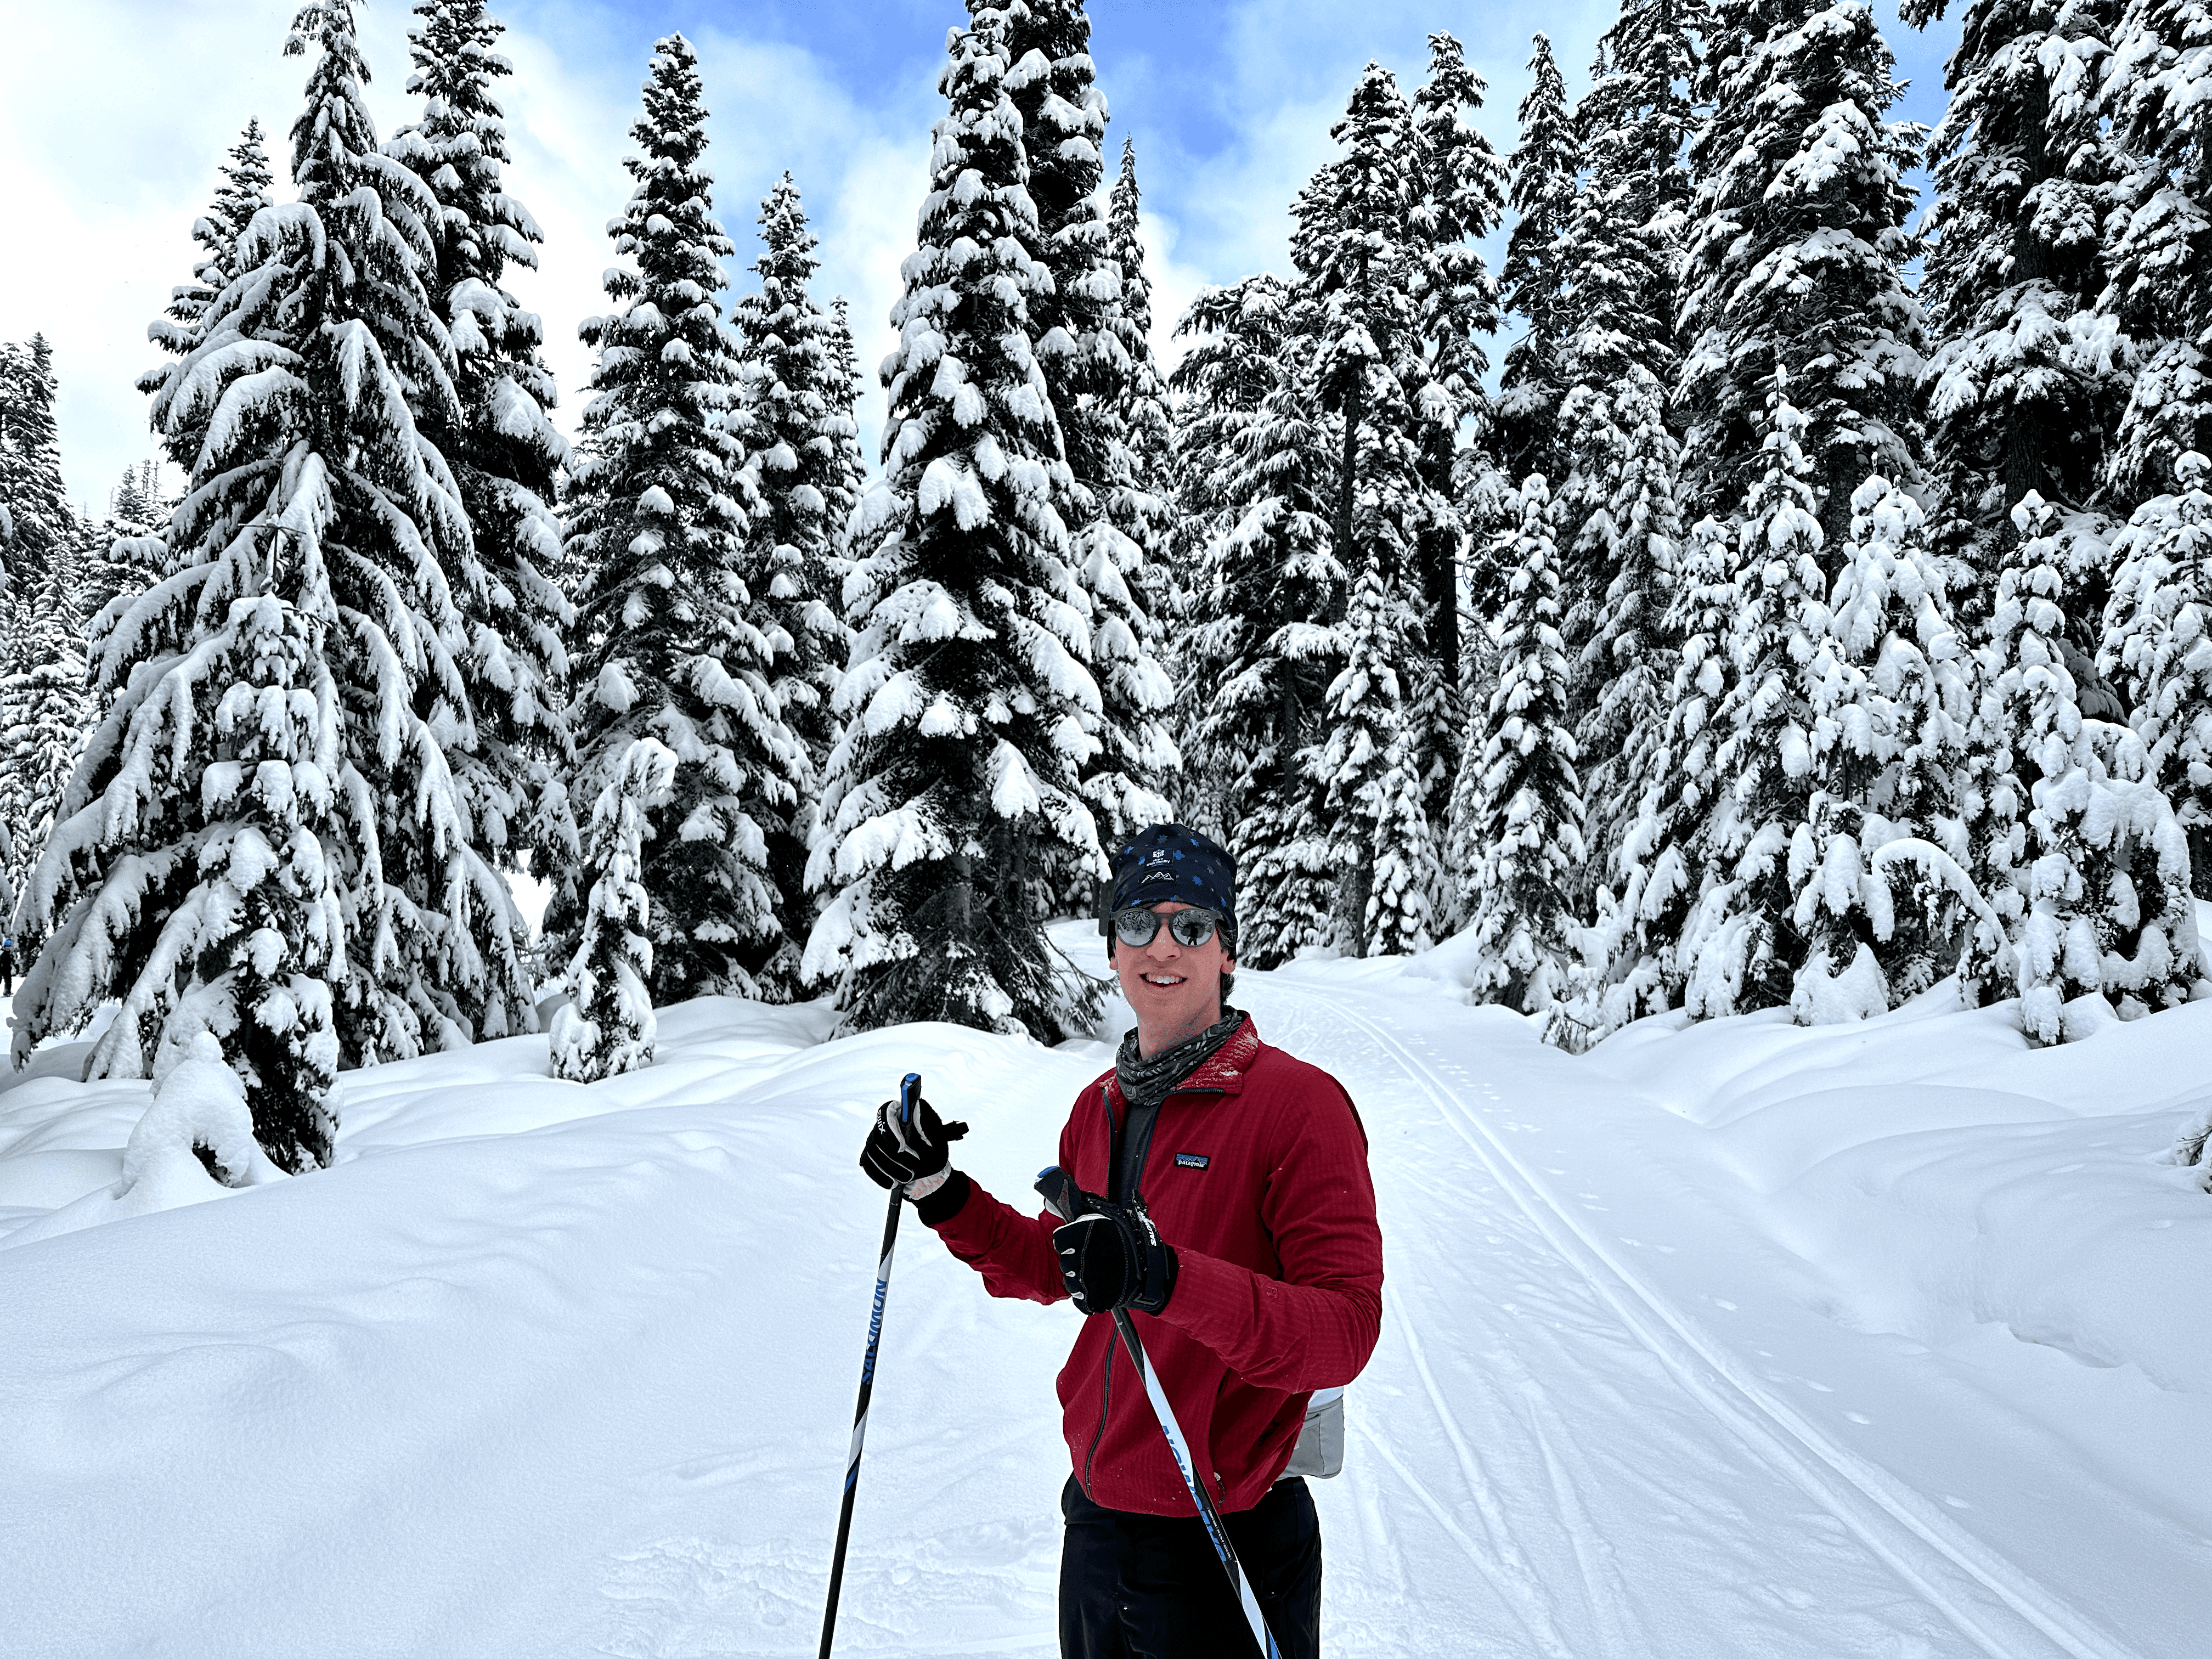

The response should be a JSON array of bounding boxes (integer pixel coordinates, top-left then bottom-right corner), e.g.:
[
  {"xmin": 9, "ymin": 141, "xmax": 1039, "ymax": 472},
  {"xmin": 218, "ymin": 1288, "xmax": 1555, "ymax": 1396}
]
[
  {"xmin": 1785, "ymin": 477, "xmax": 1978, "ymax": 1022},
  {"xmin": 2102, "ymin": 0, "xmax": 2212, "ymax": 509},
  {"xmin": 1577, "ymin": 380, "xmax": 1686, "ymax": 894},
  {"xmin": 1678, "ymin": 387, "xmax": 1832, "ymax": 1018},
  {"xmin": 1458, "ymin": 475, "xmax": 1587, "ymax": 1011},
  {"xmin": 730, "ymin": 172, "xmax": 860, "ymax": 994},
  {"xmin": 1106, "ymin": 140, "xmax": 1177, "ymax": 610},
  {"xmin": 1407, "ymin": 33, "xmax": 1508, "ymax": 721},
  {"xmin": 550, "ymin": 736, "xmax": 675, "ymax": 1082},
  {"xmin": 1567, "ymin": 504, "xmax": 1732, "ymax": 1035},
  {"xmin": 1678, "ymin": 0, "xmax": 1926, "ymax": 546},
  {"xmin": 82, "ymin": 0, "xmax": 511, "ymax": 1069},
  {"xmin": 1001, "ymin": 1, "xmax": 1179, "ymax": 862},
  {"xmin": 1169, "ymin": 273, "xmax": 1347, "ymax": 940},
  {"xmin": 1095, "ymin": 139, "xmax": 1185, "ymax": 837},
  {"xmin": 2101, "ymin": 452, "xmax": 2212, "ymax": 895},
  {"xmin": 78, "ymin": 461, "xmax": 168, "ymax": 625},
  {"xmin": 0, "ymin": 545, "xmax": 90, "ymax": 935},
  {"xmin": 1553, "ymin": 0, "xmax": 1703, "ymax": 871},
  {"xmin": 1581, "ymin": 0, "xmax": 1704, "ymax": 308},
  {"xmin": 803, "ymin": 5, "xmax": 1105, "ymax": 1037},
  {"xmin": 1496, "ymin": 35, "xmax": 1580, "ymax": 490},
  {"xmin": 0, "ymin": 336, "xmax": 74, "ymax": 596},
  {"xmin": 1905, "ymin": 0, "xmax": 2126, "ymax": 625},
  {"xmin": 1294, "ymin": 61, "xmax": 1443, "ymax": 954},
  {"xmin": 825, "ymin": 294, "xmax": 871, "ymax": 533},
  {"xmin": 389, "ymin": 0, "xmax": 578, "ymax": 927},
  {"xmin": 139, "ymin": 121, "xmax": 276, "ymax": 475},
  {"xmin": 1973, "ymin": 494, "xmax": 2206, "ymax": 1036},
  {"xmin": 560, "ymin": 35, "xmax": 799, "ymax": 1005},
  {"xmin": 12, "ymin": 505, "xmax": 348, "ymax": 1168},
  {"xmin": 1317, "ymin": 550, "xmax": 1444, "ymax": 960}
]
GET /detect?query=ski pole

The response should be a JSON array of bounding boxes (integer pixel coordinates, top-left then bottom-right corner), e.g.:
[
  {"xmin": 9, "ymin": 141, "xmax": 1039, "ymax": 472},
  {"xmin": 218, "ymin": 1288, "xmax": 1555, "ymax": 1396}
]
[
  {"xmin": 1036, "ymin": 1166, "xmax": 1284, "ymax": 1659},
  {"xmin": 819, "ymin": 1070, "xmax": 922, "ymax": 1659}
]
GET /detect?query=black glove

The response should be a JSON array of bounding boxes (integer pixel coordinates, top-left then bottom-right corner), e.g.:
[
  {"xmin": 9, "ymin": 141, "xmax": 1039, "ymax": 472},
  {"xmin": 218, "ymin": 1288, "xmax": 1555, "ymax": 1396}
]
[
  {"xmin": 1054, "ymin": 1195, "xmax": 1178, "ymax": 1316},
  {"xmin": 859, "ymin": 1096, "xmax": 969, "ymax": 1193}
]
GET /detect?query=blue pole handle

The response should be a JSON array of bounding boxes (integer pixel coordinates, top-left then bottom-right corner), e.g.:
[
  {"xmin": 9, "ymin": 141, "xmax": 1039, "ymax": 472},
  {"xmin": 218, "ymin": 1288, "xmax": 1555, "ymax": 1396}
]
[{"xmin": 899, "ymin": 1072, "xmax": 922, "ymax": 1128}]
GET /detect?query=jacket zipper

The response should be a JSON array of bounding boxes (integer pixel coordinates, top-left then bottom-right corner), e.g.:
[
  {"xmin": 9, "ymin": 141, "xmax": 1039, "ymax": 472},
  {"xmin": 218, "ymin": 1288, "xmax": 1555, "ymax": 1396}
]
[
  {"xmin": 1082, "ymin": 1338, "xmax": 1113, "ymax": 1500},
  {"xmin": 1080, "ymin": 1077, "xmax": 1224, "ymax": 1501}
]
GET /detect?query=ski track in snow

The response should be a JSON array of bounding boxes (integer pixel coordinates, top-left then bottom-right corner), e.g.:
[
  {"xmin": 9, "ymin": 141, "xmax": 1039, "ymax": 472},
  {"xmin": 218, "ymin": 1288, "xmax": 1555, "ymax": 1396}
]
[
  {"xmin": 1255, "ymin": 978, "xmax": 2134, "ymax": 1659},
  {"xmin": 2, "ymin": 963, "xmax": 2190, "ymax": 1657}
]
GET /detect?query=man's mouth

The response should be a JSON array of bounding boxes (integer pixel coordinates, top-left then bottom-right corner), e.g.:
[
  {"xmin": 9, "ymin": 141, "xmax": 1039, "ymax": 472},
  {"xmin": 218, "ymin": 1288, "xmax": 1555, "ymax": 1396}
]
[{"xmin": 1141, "ymin": 973, "xmax": 1186, "ymax": 988}]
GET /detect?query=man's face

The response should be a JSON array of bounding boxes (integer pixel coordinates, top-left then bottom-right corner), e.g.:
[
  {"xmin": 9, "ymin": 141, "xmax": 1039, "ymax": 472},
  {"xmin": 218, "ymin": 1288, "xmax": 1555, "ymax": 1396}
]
[{"xmin": 1108, "ymin": 901, "xmax": 1236, "ymax": 1042}]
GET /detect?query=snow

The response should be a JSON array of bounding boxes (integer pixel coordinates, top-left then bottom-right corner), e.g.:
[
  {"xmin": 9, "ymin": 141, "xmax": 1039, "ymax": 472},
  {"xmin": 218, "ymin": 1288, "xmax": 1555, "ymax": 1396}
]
[{"xmin": 4, "ymin": 931, "xmax": 2211, "ymax": 1655}]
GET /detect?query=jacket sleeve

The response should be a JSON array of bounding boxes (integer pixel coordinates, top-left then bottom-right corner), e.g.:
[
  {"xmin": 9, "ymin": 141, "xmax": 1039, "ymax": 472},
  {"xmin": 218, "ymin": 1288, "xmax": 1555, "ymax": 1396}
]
[
  {"xmin": 1153, "ymin": 1080, "xmax": 1383, "ymax": 1390},
  {"xmin": 918, "ymin": 1119, "xmax": 1076, "ymax": 1306}
]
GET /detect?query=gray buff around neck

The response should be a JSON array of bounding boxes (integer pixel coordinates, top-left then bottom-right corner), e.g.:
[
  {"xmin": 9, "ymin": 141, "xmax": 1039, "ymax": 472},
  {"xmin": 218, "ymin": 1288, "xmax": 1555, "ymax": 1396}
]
[{"xmin": 1115, "ymin": 1006, "xmax": 1246, "ymax": 1114}]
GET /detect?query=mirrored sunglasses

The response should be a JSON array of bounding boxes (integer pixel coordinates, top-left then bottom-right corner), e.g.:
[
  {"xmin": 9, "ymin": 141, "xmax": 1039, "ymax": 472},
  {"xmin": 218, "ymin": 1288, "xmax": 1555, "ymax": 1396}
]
[{"xmin": 1112, "ymin": 907, "xmax": 1224, "ymax": 949}]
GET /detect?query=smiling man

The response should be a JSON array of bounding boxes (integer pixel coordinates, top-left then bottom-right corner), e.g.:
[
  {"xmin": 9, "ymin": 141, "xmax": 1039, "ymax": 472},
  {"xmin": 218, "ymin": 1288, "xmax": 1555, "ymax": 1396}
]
[{"xmin": 859, "ymin": 822, "xmax": 1384, "ymax": 1657}]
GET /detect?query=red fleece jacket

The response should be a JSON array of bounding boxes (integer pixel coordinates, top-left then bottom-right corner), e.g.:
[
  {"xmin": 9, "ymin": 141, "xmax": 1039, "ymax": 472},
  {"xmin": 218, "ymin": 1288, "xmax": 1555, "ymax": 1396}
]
[{"xmin": 925, "ymin": 1015, "xmax": 1385, "ymax": 1516}]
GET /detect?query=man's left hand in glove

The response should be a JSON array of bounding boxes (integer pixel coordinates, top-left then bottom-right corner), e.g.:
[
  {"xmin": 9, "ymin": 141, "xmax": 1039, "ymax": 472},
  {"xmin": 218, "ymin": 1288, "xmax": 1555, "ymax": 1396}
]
[{"xmin": 1054, "ymin": 1193, "xmax": 1178, "ymax": 1316}]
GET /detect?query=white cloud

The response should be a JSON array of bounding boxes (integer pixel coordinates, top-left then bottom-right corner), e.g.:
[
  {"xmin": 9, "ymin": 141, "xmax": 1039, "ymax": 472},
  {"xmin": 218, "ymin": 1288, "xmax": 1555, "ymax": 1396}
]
[
  {"xmin": 0, "ymin": 1, "xmax": 937, "ymax": 506},
  {"xmin": 2, "ymin": 0, "xmax": 1956, "ymax": 510}
]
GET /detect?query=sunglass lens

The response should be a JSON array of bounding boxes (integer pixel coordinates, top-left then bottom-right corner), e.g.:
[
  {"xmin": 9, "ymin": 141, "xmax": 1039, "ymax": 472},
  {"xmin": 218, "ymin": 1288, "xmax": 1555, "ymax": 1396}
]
[
  {"xmin": 1167, "ymin": 911, "xmax": 1218, "ymax": 947},
  {"xmin": 1113, "ymin": 910, "xmax": 1161, "ymax": 946}
]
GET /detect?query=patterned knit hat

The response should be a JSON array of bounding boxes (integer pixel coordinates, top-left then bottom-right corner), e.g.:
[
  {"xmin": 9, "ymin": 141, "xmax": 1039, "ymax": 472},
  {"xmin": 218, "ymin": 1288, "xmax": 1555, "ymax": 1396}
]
[{"xmin": 1101, "ymin": 823, "xmax": 1237, "ymax": 935}]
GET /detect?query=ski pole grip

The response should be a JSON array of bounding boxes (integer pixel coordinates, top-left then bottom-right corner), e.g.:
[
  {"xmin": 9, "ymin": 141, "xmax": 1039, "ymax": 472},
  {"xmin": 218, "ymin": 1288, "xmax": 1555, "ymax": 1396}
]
[
  {"xmin": 1034, "ymin": 1165, "xmax": 1081, "ymax": 1221},
  {"xmin": 899, "ymin": 1072, "xmax": 921, "ymax": 1129}
]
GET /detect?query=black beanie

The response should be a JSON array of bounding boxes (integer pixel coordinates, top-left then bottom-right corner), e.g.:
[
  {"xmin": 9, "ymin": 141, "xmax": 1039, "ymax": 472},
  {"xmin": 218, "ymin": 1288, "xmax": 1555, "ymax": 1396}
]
[{"xmin": 1101, "ymin": 823, "xmax": 1237, "ymax": 935}]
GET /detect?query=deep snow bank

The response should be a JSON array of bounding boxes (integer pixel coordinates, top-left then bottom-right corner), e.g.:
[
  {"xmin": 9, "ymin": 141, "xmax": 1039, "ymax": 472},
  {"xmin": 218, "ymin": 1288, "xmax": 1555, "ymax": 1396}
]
[{"xmin": 1581, "ymin": 990, "xmax": 2212, "ymax": 1394}]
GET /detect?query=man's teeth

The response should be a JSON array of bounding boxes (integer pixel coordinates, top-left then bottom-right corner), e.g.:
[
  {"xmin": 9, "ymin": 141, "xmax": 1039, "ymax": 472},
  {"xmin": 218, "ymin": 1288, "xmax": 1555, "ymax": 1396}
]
[{"xmin": 1143, "ymin": 974, "xmax": 1184, "ymax": 985}]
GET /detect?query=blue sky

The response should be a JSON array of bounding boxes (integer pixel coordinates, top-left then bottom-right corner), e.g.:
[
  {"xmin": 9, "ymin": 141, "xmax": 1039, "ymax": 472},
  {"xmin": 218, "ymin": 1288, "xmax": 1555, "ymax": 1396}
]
[{"xmin": 0, "ymin": 0, "xmax": 1959, "ymax": 507}]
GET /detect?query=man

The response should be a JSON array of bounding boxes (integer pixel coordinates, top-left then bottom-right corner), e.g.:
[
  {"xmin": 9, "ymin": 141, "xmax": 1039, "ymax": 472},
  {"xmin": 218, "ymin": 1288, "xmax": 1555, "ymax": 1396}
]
[{"xmin": 860, "ymin": 823, "xmax": 1384, "ymax": 1658}]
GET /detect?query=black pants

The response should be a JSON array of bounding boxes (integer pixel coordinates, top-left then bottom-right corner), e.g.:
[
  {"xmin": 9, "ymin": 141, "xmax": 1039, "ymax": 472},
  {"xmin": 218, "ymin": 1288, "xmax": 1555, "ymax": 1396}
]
[{"xmin": 1058, "ymin": 1475, "xmax": 1323, "ymax": 1658}]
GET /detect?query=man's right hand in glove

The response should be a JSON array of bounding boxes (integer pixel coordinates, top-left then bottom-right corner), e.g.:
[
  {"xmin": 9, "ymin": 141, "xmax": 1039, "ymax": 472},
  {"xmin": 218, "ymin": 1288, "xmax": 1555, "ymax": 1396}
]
[{"xmin": 859, "ymin": 1094, "xmax": 969, "ymax": 1203}]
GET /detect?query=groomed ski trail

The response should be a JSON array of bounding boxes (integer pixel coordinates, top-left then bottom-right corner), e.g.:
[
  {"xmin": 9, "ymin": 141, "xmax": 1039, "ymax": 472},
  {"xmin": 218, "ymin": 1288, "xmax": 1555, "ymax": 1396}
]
[{"xmin": 1243, "ymin": 974, "xmax": 2138, "ymax": 1659}]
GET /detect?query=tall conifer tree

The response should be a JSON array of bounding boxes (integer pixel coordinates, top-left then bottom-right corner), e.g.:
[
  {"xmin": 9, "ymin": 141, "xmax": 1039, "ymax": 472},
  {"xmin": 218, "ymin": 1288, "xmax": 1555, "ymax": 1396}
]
[
  {"xmin": 1407, "ymin": 33, "xmax": 1507, "ymax": 716},
  {"xmin": 140, "ymin": 123, "xmax": 276, "ymax": 476},
  {"xmin": 1106, "ymin": 140, "xmax": 1176, "ymax": 594},
  {"xmin": 560, "ymin": 36, "xmax": 800, "ymax": 1005},
  {"xmin": 10, "ymin": 0, "xmax": 478, "ymax": 1137},
  {"xmin": 1002, "ymin": 1, "xmax": 1178, "ymax": 856},
  {"xmin": 1678, "ymin": 390, "xmax": 1831, "ymax": 1017},
  {"xmin": 1459, "ymin": 476, "xmax": 1587, "ymax": 1010},
  {"xmin": 0, "ymin": 546, "xmax": 89, "ymax": 925},
  {"xmin": 804, "ymin": 4, "xmax": 1105, "ymax": 1037},
  {"xmin": 1679, "ymin": 0, "xmax": 1926, "ymax": 545},
  {"xmin": 1906, "ymin": 0, "xmax": 2125, "ymax": 619},
  {"xmin": 0, "ymin": 337, "xmax": 73, "ymax": 596},
  {"xmin": 1171, "ymin": 276, "xmax": 1343, "ymax": 950},
  {"xmin": 1294, "ymin": 63, "xmax": 1443, "ymax": 953},
  {"xmin": 1496, "ymin": 35, "xmax": 1579, "ymax": 489},
  {"xmin": 2102, "ymin": 0, "xmax": 2212, "ymax": 507},
  {"xmin": 390, "ymin": 0, "xmax": 578, "ymax": 922},
  {"xmin": 731, "ymin": 172, "xmax": 860, "ymax": 991}
]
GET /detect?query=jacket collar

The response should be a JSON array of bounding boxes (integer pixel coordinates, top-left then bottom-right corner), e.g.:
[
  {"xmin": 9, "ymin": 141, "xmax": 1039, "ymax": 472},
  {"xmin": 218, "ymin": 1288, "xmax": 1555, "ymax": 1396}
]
[{"xmin": 1101, "ymin": 1013, "xmax": 1260, "ymax": 1110}]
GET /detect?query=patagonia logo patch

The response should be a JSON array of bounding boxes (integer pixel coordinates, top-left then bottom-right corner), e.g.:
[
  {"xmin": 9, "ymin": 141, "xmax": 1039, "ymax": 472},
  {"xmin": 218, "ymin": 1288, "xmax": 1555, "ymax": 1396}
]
[{"xmin": 1175, "ymin": 1153, "xmax": 1210, "ymax": 1170}]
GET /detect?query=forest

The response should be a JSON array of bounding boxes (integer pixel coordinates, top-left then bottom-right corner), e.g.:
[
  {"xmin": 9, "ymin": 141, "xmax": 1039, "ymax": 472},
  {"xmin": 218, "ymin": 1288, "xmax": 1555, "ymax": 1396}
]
[{"xmin": 1, "ymin": 0, "xmax": 2208, "ymax": 1173}]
